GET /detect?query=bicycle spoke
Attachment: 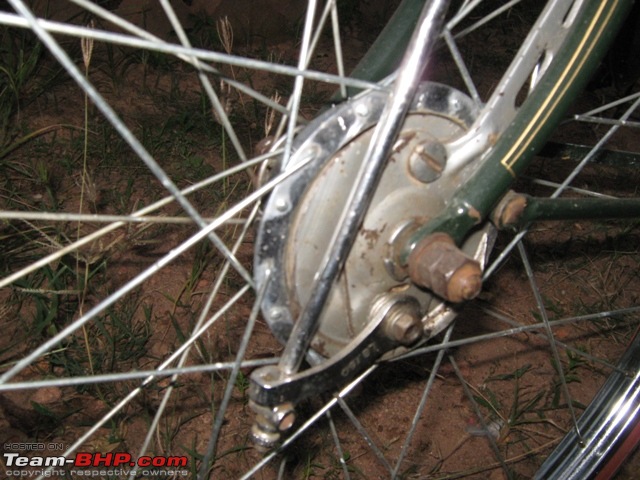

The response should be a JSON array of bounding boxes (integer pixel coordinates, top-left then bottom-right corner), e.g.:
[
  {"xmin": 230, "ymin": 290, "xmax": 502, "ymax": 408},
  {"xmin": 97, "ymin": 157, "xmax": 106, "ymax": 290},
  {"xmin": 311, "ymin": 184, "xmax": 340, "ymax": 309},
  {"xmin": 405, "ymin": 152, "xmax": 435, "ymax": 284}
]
[
  {"xmin": 551, "ymin": 94, "xmax": 640, "ymax": 198},
  {"xmin": 327, "ymin": 409, "xmax": 352, "ymax": 480},
  {"xmin": 450, "ymin": 355, "xmax": 513, "ymax": 479},
  {"xmin": 518, "ymin": 241, "xmax": 583, "ymax": 442},
  {"xmin": 337, "ymin": 396, "xmax": 394, "ymax": 474},
  {"xmin": 392, "ymin": 323, "xmax": 455, "ymax": 478},
  {"xmin": 0, "ymin": 11, "xmax": 383, "ymax": 92},
  {"xmin": 198, "ymin": 260, "xmax": 271, "ymax": 477}
]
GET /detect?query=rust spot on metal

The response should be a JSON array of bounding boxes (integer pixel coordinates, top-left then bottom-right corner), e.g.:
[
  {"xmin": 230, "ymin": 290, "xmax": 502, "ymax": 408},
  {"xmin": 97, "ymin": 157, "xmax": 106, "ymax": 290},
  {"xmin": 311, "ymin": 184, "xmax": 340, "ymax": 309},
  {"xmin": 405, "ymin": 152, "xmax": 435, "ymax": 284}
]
[
  {"xmin": 492, "ymin": 191, "xmax": 528, "ymax": 229},
  {"xmin": 501, "ymin": 194, "xmax": 527, "ymax": 227},
  {"xmin": 360, "ymin": 228, "xmax": 380, "ymax": 250},
  {"xmin": 467, "ymin": 204, "xmax": 482, "ymax": 223},
  {"xmin": 407, "ymin": 232, "xmax": 482, "ymax": 303}
]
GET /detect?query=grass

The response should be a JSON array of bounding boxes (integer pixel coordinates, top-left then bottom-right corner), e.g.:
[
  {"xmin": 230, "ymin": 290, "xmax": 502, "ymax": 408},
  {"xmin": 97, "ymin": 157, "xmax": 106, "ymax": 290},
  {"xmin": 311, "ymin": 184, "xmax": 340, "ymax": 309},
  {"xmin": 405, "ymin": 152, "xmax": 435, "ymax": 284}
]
[
  {"xmin": 0, "ymin": 27, "xmax": 44, "ymax": 149},
  {"xmin": 0, "ymin": 8, "xmax": 251, "ymax": 463}
]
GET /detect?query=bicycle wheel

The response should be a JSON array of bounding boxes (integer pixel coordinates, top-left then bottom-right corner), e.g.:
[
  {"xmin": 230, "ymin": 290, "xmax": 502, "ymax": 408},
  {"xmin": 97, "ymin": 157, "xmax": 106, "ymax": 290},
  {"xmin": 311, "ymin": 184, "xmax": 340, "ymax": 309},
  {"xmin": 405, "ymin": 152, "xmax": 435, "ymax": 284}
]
[{"xmin": 0, "ymin": 1, "xmax": 638, "ymax": 479}]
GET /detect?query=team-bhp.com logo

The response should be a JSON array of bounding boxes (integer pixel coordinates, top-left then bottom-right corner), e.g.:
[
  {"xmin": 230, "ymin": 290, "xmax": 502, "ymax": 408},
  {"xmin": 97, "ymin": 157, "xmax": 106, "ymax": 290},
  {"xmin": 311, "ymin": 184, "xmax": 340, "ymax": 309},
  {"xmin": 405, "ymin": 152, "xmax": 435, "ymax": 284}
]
[{"xmin": 4, "ymin": 452, "xmax": 189, "ymax": 477}]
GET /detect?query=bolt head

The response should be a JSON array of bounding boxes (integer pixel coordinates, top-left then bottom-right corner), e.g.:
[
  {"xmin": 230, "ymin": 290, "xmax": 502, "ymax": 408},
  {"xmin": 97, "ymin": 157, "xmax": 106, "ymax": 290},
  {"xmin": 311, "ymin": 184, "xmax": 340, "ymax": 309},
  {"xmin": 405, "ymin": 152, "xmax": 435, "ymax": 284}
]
[
  {"xmin": 384, "ymin": 302, "xmax": 423, "ymax": 346},
  {"xmin": 408, "ymin": 142, "xmax": 447, "ymax": 183}
]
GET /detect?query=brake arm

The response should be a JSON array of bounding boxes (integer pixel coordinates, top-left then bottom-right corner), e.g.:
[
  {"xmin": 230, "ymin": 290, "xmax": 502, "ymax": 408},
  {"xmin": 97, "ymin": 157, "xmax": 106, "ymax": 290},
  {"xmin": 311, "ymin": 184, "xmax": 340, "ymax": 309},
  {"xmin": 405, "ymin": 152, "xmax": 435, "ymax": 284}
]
[{"xmin": 249, "ymin": 294, "xmax": 422, "ymax": 447}]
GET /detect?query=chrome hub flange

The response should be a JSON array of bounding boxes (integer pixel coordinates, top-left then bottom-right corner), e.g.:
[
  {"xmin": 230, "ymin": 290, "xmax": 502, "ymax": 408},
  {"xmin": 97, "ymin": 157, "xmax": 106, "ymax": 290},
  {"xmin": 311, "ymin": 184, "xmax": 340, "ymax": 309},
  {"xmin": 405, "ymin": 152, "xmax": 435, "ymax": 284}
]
[
  {"xmin": 251, "ymin": 82, "xmax": 496, "ymax": 446},
  {"xmin": 254, "ymin": 82, "xmax": 482, "ymax": 358}
]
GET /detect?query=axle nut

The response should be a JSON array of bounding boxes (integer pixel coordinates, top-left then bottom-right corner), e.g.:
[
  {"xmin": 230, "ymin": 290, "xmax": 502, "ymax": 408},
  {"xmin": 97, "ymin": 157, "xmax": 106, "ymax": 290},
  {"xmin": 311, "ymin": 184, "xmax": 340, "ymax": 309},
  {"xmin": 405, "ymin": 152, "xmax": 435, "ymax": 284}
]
[
  {"xmin": 408, "ymin": 233, "xmax": 482, "ymax": 303},
  {"xmin": 383, "ymin": 299, "xmax": 423, "ymax": 346},
  {"xmin": 447, "ymin": 262, "xmax": 482, "ymax": 302}
]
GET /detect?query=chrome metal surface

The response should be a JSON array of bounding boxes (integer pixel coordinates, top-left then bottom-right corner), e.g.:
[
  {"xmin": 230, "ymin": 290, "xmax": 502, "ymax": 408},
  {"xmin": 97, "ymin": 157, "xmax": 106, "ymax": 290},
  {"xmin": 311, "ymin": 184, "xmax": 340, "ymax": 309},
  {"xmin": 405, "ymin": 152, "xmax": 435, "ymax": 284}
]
[
  {"xmin": 535, "ymin": 332, "xmax": 640, "ymax": 479},
  {"xmin": 254, "ymin": 82, "xmax": 480, "ymax": 359},
  {"xmin": 446, "ymin": 0, "xmax": 584, "ymax": 173},
  {"xmin": 249, "ymin": 293, "xmax": 417, "ymax": 408},
  {"xmin": 271, "ymin": 0, "xmax": 451, "ymax": 377}
]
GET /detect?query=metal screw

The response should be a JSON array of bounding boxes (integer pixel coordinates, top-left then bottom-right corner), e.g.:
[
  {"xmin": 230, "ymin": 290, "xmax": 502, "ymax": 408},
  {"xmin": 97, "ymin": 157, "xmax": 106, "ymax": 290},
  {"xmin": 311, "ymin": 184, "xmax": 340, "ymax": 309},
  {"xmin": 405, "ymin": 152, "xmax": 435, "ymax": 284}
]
[{"xmin": 408, "ymin": 141, "xmax": 447, "ymax": 183}]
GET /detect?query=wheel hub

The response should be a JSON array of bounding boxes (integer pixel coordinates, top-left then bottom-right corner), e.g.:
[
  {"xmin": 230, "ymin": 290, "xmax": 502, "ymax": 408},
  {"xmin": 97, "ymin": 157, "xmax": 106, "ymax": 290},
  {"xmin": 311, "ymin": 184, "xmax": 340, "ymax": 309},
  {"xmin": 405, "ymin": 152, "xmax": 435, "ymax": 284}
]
[{"xmin": 254, "ymin": 82, "xmax": 485, "ymax": 360}]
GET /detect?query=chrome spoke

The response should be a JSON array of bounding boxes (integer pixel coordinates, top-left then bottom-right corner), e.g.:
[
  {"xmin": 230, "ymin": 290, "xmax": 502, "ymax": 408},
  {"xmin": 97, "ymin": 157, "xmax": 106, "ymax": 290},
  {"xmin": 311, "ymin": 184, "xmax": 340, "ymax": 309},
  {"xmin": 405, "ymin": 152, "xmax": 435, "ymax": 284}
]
[
  {"xmin": 450, "ymin": 355, "xmax": 513, "ymax": 479},
  {"xmin": 518, "ymin": 241, "xmax": 582, "ymax": 442},
  {"xmin": 392, "ymin": 324, "xmax": 455, "ymax": 478},
  {"xmin": 0, "ymin": 11, "xmax": 383, "ymax": 92}
]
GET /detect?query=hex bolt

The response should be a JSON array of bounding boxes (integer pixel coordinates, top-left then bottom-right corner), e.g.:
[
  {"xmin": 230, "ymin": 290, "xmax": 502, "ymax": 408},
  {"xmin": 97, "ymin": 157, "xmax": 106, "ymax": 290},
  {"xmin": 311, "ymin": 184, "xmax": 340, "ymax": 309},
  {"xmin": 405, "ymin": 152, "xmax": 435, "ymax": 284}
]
[
  {"xmin": 408, "ymin": 141, "xmax": 447, "ymax": 183},
  {"xmin": 407, "ymin": 233, "xmax": 482, "ymax": 303},
  {"xmin": 383, "ymin": 299, "xmax": 423, "ymax": 346}
]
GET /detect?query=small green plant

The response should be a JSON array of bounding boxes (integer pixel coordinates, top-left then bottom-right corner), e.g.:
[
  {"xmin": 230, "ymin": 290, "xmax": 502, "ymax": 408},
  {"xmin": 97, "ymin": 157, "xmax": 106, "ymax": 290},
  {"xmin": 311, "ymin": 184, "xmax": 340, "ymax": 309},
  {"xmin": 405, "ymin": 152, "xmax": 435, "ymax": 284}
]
[
  {"xmin": 549, "ymin": 350, "xmax": 587, "ymax": 410},
  {"xmin": 472, "ymin": 363, "xmax": 565, "ymax": 455},
  {"xmin": 11, "ymin": 259, "xmax": 80, "ymax": 339},
  {"xmin": 0, "ymin": 27, "xmax": 44, "ymax": 148},
  {"xmin": 234, "ymin": 371, "xmax": 250, "ymax": 397}
]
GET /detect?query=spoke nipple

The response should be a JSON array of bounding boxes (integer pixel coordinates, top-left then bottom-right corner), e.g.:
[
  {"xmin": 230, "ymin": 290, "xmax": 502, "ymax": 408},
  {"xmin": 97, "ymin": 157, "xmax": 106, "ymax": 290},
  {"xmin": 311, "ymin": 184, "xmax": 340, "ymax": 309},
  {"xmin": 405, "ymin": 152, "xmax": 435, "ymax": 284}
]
[
  {"xmin": 355, "ymin": 102, "xmax": 369, "ymax": 117},
  {"xmin": 275, "ymin": 196, "xmax": 289, "ymax": 212},
  {"xmin": 269, "ymin": 307, "xmax": 283, "ymax": 321}
]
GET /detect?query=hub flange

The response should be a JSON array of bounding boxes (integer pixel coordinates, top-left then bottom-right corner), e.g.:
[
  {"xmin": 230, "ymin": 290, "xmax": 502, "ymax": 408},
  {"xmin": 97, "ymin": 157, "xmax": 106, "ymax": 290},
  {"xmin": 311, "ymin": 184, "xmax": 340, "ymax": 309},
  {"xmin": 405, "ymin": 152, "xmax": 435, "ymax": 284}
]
[{"xmin": 254, "ymin": 82, "xmax": 481, "ymax": 360}]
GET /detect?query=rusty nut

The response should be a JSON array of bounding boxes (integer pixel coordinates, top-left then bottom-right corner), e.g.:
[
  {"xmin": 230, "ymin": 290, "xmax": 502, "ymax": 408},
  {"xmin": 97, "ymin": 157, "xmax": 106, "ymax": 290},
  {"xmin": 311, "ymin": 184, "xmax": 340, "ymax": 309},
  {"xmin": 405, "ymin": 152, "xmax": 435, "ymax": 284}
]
[{"xmin": 407, "ymin": 233, "xmax": 482, "ymax": 303}]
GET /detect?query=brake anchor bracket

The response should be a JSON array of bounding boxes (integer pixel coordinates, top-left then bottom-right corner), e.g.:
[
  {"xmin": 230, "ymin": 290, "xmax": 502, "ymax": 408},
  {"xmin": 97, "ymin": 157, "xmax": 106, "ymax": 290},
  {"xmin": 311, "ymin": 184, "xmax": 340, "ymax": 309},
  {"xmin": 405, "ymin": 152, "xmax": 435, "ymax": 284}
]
[{"xmin": 249, "ymin": 294, "xmax": 422, "ymax": 447}]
